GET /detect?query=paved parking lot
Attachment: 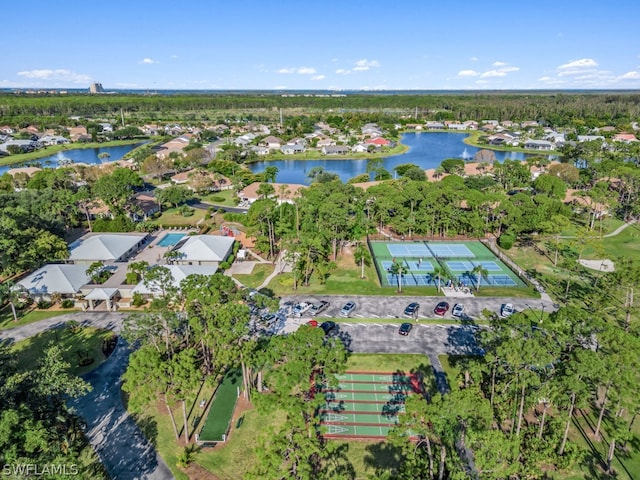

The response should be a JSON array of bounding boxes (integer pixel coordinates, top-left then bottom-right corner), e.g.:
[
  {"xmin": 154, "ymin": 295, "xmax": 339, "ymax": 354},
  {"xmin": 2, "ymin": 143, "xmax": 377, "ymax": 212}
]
[{"xmin": 279, "ymin": 294, "xmax": 555, "ymax": 322}]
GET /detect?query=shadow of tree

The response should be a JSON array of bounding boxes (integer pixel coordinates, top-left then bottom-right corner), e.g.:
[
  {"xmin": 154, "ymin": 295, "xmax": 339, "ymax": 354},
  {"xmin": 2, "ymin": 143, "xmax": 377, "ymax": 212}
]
[{"xmin": 363, "ymin": 441, "xmax": 403, "ymax": 474}]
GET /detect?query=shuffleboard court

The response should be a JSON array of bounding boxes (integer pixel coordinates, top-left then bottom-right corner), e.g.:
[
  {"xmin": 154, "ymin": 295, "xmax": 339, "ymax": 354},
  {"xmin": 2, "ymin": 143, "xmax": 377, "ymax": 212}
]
[
  {"xmin": 324, "ymin": 390, "xmax": 409, "ymax": 403},
  {"xmin": 323, "ymin": 423, "xmax": 393, "ymax": 438},
  {"xmin": 333, "ymin": 372, "xmax": 420, "ymax": 384},
  {"xmin": 320, "ymin": 412, "xmax": 399, "ymax": 425},
  {"xmin": 322, "ymin": 382, "xmax": 415, "ymax": 393},
  {"xmin": 322, "ymin": 401, "xmax": 406, "ymax": 414}
]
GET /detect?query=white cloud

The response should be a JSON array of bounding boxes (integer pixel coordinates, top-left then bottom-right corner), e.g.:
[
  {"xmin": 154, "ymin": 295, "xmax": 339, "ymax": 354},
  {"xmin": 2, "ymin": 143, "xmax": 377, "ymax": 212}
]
[
  {"xmin": 337, "ymin": 59, "xmax": 381, "ymax": 75},
  {"xmin": 311, "ymin": 75, "xmax": 325, "ymax": 81},
  {"xmin": 457, "ymin": 70, "xmax": 479, "ymax": 77},
  {"xmin": 16, "ymin": 69, "xmax": 91, "ymax": 84},
  {"xmin": 353, "ymin": 59, "xmax": 380, "ymax": 71},
  {"xmin": 618, "ymin": 71, "xmax": 640, "ymax": 80},
  {"xmin": 139, "ymin": 58, "xmax": 159, "ymax": 64},
  {"xmin": 469, "ymin": 57, "xmax": 479, "ymax": 62},
  {"xmin": 558, "ymin": 58, "xmax": 598, "ymax": 70},
  {"xmin": 480, "ymin": 70, "xmax": 507, "ymax": 78},
  {"xmin": 277, "ymin": 66, "xmax": 317, "ymax": 75},
  {"xmin": 479, "ymin": 64, "xmax": 520, "ymax": 78},
  {"xmin": 492, "ymin": 61, "xmax": 507, "ymax": 67}
]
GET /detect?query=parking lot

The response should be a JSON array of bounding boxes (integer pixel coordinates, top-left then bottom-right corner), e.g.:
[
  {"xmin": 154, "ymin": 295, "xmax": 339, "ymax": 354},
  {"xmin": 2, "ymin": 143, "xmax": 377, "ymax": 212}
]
[{"xmin": 277, "ymin": 294, "xmax": 555, "ymax": 322}]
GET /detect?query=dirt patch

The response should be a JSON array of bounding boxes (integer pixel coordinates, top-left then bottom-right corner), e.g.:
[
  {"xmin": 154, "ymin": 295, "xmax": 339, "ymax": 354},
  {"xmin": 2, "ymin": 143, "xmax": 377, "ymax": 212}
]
[
  {"xmin": 183, "ymin": 463, "xmax": 221, "ymax": 480},
  {"xmin": 579, "ymin": 259, "xmax": 615, "ymax": 272}
]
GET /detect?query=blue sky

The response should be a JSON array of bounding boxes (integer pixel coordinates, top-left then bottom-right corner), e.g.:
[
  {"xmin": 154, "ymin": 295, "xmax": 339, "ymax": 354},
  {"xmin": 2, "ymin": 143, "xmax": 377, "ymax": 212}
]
[{"xmin": 2, "ymin": 0, "xmax": 640, "ymax": 91}]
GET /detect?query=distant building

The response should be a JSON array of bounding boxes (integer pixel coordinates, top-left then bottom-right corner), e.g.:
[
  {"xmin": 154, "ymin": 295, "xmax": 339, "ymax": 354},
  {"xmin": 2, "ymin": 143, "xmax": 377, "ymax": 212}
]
[{"xmin": 89, "ymin": 82, "xmax": 104, "ymax": 94}]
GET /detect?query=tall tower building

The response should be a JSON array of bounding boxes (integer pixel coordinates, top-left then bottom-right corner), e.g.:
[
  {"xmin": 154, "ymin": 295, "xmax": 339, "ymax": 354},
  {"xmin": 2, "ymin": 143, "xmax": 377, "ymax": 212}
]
[{"xmin": 89, "ymin": 82, "xmax": 104, "ymax": 94}]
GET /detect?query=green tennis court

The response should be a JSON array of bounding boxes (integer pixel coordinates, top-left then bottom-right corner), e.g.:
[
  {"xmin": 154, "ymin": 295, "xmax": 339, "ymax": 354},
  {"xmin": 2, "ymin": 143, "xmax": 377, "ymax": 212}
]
[
  {"xmin": 198, "ymin": 369, "xmax": 241, "ymax": 442},
  {"xmin": 368, "ymin": 239, "xmax": 525, "ymax": 288}
]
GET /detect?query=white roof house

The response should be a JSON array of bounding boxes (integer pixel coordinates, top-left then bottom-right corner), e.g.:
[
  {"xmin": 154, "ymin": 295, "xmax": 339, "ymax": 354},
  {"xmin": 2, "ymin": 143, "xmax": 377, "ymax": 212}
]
[
  {"xmin": 69, "ymin": 233, "xmax": 149, "ymax": 264},
  {"xmin": 18, "ymin": 264, "xmax": 90, "ymax": 298},
  {"xmin": 173, "ymin": 235, "xmax": 235, "ymax": 266},
  {"xmin": 131, "ymin": 265, "xmax": 218, "ymax": 296}
]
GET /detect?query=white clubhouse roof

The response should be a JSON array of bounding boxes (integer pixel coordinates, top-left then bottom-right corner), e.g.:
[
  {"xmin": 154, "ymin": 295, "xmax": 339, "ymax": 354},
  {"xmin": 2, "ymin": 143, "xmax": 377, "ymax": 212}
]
[
  {"xmin": 131, "ymin": 265, "xmax": 218, "ymax": 295},
  {"xmin": 84, "ymin": 288, "xmax": 119, "ymax": 300},
  {"xmin": 175, "ymin": 235, "xmax": 235, "ymax": 263},
  {"xmin": 69, "ymin": 233, "xmax": 148, "ymax": 262},
  {"xmin": 18, "ymin": 264, "xmax": 89, "ymax": 295}
]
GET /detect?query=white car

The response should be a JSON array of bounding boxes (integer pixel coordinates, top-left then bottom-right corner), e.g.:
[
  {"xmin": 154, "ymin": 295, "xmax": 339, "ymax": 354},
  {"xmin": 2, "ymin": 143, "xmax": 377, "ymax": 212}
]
[
  {"xmin": 292, "ymin": 302, "xmax": 312, "ymax": 317},
  {"xmin": 340, "ymin": 301, "xmax": 357, "ymax": 317},
  {"xmin": 452, "ymin": 304, "xmax": 465, "ymax": 317},
  {"xmin": 500, "ymin": 303, "xmax": 515, "ymax": 318}
]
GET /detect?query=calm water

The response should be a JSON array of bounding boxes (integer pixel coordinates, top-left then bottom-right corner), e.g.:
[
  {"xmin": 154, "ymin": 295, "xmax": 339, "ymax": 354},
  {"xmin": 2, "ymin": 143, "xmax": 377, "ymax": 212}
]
[
  {"xmin": 0, "ymin": 142, "xmax": 147, "ymax": 175},
  {"xmin": 249, "ymin": 132, "xmax": 536, "ymax": 184}
]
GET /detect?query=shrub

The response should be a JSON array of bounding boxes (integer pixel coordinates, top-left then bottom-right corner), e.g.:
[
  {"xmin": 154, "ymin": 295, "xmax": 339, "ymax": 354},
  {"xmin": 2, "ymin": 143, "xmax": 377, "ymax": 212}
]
[
  {"xmin": 132, "ymin": 292, "xmax": 147, "ymax": 307},
  {"xmin": 210, "ymin": 196, "xmax": 225, "ymax": 203},
  {"xmin": 219, "ymin": 261, "xmax": 230, "ymax": 270},
  {"xmin": 36, "ymin": 300, "xmax": 52, "ymax": 309},
  {"xmin": 498, "ymin": 232, "xmax": 516, "ymax": 250},
  {"xmin": 61, "ymin": 299, "xmax": 75, "ymax": 309},
  {"xmin": 125, "ymin": 272, "xmax": 139, "ymax": 285}
]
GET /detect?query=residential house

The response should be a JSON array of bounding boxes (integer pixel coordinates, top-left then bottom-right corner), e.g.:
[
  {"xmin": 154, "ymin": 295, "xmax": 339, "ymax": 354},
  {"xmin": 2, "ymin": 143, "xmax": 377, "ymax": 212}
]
[
  {"xmin": 260, "ymin": 135, "xmax": 284, "ymax": 150},
  {"xmin": 281, "ymin": 144, "xmax": 305, "ymax": 155},
  {"xmin": 39, "ymin": 135, "xmax": 70, "ymax": 146},
  {"xmin": 156, "ymin": 134, "xmax": 193, "ymax": 159},
  {"xmin": 361, "ymin": 123, "xmax": 382, "ymax": 137},
  {"xmin": 68, "ymin": 126, "xmax": 89, "ymax": 142},
  {"xmin": 239, "ymin": 182, "xmax": 307, "ymax": 205},
  {"xmin": 131, "ymin": 193, "xmax": 160, "ymax": 221},
  {"xmin": 250, "ymin": 145, "xmax": 270, "ymax": 156},
  {"xmin": 131, "ymin": 265, "xmax": 218, "ymax": 297},
  {"xmin": 172, "ymin": 235, "xmax": 235, "ymax": 267},
  {"xmin": 18, "ymin": 264, "xmax": 90, "ymax": 301},
  {"xmin": 322, "ymin": 145, "xmax": 350, "ymax": 155},
  {"xmin": 68, "ymin": 233, "xmax": 149, "ymax": 265},
  {"xmin": 612, "ymin": 133, "xmax": 638, "ymax": 143},
  {"xmin": 316, "ymin": 138, "xmax": 336, "ymax": 148},
  {"xmin": 367, "ymin": 137, "xmax": 392, "ymax": 147},
  {"xmin": 426, "ymin": 121, "xmax": 445, "ymax": 130},
  {"xmin": 524, "ymin": 139, "xmax": 555, "ymax": 151},
  {"xmin": 446, "ymin": 123, "xmax": 467, "ymax": 131}
]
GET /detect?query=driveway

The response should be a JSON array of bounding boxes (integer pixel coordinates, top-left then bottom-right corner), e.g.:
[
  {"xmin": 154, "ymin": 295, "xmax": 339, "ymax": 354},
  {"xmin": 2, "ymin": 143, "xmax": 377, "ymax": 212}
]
[{"xmin": 0, "ymin": 313, "xmax": 175, "ymax": 480}]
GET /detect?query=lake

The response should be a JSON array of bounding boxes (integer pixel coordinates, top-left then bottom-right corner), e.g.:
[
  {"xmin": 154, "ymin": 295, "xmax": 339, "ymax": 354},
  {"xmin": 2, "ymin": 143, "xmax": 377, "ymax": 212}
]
[
  {"xmin": 0, "ymin": 142, "xmax": 147, "ymax": 175},
  {"xmin": 248, "ymin": 132, "xmax": 538, "ymax": 184}
]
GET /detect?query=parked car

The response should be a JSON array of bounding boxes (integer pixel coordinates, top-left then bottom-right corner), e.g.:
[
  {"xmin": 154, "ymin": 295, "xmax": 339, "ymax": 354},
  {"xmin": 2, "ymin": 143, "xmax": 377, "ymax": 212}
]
[
  {"xmin": 500, "ymin": 303, "xmax": 515, "ymax": 318},
  {"xmin": 340, "ymin": 301, "xmax": 357, "ymax": 317},
  {"xmin": 309, "ymin": 300, "xmax": 330, "ymax": 316},
  {"xmin": 398, "ymin": 323, "xmax": 413, "ymax": 336},
  {"xmin": 434, "ymin": 301, "xmax": 450, "ymax": 316},
  {"xmin": 307, "ymin": 319, "xmax": 319, "ymax": 328},
  {"xmin": 292, "ymin": 302, "xmax": 312, "ymax": 317},
  {"xmin": 320, "ymin": 321, "xmax": 338, "ymax": 335},
  {"xmin": 452, "ymin": 304, "xmax": 465, "ymax": 317},
  {"xmin": 403, "ymin": 302, "xmax": 420, "ymax": 318}
]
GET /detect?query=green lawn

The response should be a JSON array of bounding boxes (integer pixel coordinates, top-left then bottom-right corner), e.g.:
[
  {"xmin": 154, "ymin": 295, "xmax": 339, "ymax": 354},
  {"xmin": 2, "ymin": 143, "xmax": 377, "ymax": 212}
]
[
  {"xmin": 153, "ymin": 207, "xmax": 208, "ymax": 227},
  {"xmin": 0, "ymin": 306, "xmax": 76, "ymax": 331},
  {"xmin": 233, "ymin": 263, "xmax": 274, "ymax": 289},
  {"xmin": 201, "ymin": 189, "xmax": 238, "ymax": 207},
  {"xmin": 10, "ymin": 325, "xmax": 113, "ymax": 376}
]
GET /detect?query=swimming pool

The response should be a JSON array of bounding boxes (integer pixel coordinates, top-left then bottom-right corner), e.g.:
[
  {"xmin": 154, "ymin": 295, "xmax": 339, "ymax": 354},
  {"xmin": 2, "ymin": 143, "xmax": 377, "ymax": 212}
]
[{"xmin": 157, "ymin": 233, "xmax": 185, "ymax": 247}]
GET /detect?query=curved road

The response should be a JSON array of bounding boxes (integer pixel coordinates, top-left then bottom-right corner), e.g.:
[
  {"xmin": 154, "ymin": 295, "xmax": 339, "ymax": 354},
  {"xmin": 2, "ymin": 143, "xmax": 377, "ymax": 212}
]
[{"xmin": 0, "ymin": 313, "xmax": 174, "ymax": 480}]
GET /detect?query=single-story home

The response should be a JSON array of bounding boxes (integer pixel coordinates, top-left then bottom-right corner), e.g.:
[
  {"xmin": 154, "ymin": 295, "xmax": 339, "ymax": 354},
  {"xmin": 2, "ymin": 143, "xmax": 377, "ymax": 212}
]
[
  {"xmin": 131, "ymin": 265, "xmax": 218, "ymax": 297},
  {"xmin": 322, "ymin": 145, "xmax": 350, "ymax": 155},
  {"xmin": 18, "ymin": 264, "xmax": 90, "ymax": 300},
  {"xmin": 172, "ymin": 235, "xmax": 235, "ymax": 266},
  {"xmin": 68, "ymin": 233, "xmax": 149, "ymax": 265},
  {"xmin": 238, "ymin": 182, "xmax": 307, "ymax": 205},
  {"xmin": 524, "ymin": 140, "xmax": 555, "ymax": 151}
]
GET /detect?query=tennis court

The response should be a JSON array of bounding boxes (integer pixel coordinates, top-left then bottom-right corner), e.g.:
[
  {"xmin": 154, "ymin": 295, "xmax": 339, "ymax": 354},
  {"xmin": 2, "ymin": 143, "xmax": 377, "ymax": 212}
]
[
  {"xmin": 369, "ymin": 240, "xmax": 525, "ymax": 288},
  {"xmin": 316, "ymin": 371, "xmax": 424, "ymax": 440}
]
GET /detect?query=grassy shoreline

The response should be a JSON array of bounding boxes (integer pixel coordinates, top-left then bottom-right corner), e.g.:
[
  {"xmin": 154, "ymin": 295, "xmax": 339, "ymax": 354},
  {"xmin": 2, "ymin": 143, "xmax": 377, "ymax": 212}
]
[{"xmin": 0, "ymin": 138, "xmax": 147, "ymax": 167}]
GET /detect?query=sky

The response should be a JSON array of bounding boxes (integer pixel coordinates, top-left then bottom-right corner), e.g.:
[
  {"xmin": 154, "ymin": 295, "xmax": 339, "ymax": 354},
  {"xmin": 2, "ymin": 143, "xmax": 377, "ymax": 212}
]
[{"xmin": 2, "ymin": 0, "xmax": 640, "ymax": 91}]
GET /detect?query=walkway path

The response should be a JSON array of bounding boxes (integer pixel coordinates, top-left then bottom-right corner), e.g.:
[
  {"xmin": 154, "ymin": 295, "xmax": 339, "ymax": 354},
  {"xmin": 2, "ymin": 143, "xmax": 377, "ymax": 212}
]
[{"xmin": 0, "ymin": 313, "xmax": 175, "ymax": 480}]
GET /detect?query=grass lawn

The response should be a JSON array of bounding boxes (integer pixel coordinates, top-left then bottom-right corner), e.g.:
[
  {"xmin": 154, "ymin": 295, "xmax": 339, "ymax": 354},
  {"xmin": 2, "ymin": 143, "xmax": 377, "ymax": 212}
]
[
  {"xmin": 201, "ymin": 189, "xmax": 238, "ymax": 207},
  {"xmin": 153, "ymin": 207, "xmax": 208, "ymax": 227},
  {"xmin": 0, "ymin": 306, "xmax": 77, "ymax": 331},
  {"xmin": 233, "ymin": 263, "xmax": 274, "ymax": 289},
  {"xmin": 10, "ymin": 325, "xmax": 113, "ymax": 376}
]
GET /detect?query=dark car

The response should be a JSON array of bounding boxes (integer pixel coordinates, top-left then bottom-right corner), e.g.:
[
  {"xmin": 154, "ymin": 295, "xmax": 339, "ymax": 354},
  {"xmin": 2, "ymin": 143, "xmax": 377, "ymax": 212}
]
[
  {"xmin": 398, "ymin": 323, "xmax": 413, "ymax": 336},
  {"xmin": 434, "ymin": 301, "xmax": 450, "ymax": 316},
  {"xmin": 320, "ymin": 321, "xmax": 338, "ymax": 335},
  {"xmin": 403, "ymin": 302, "xmax": 420, "ymax": 318}
]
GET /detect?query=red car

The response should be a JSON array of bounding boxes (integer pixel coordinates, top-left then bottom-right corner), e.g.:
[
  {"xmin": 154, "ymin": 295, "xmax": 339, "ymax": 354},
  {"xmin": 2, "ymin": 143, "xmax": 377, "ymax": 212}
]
[
  {"xmin": 307, "ymin": 319, "xmax": 318, "ymax": 327},
  {"xmin": 434, "ymin": 301, "xmax": 450, "ymax": 316}
]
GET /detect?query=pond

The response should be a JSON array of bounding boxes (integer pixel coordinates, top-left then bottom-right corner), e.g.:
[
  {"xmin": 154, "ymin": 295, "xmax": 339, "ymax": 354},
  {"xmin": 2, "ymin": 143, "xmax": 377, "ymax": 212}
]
[
  {"xmin": 0, "ymin": 142, "xmax": 148, "ymax": 175},
  {"xmin": 248, "ymin": 132, "xmax": 543, "ymax": 184}
]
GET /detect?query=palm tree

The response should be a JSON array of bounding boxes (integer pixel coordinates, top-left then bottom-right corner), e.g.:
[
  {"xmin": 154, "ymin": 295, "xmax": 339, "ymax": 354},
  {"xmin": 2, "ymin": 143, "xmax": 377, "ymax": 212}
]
[
  {"xmin": 431, "ymin": 265, "xmax": 448, "ymax": 292},
  {"xmin": 353, "ymin": 242, "xmax": 372, "ymax": 279},
  {"xmin": 389, "ymin": 260, "xmax": 409, "ymax": 292},
  {"xmin": 0, "ymin": 281, "xmax": 24, "ymax": 322},
  {"xmin": 471, "ymin": 264, "xmax": 489, "ymax": 291}
]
